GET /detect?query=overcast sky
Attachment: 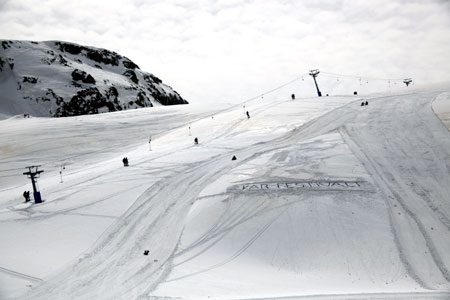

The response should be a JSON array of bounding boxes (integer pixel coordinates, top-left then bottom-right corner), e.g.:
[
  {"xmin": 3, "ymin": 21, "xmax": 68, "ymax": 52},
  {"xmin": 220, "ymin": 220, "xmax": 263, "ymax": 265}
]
[{"xmin": 1, "ymin": 0, "xmax": 449, "ymax": 104}]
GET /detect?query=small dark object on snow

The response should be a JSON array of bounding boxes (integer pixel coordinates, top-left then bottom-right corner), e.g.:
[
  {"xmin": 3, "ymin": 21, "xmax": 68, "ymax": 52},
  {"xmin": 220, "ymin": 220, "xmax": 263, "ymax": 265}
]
[
  {"xmin": 354, "ymin": 91, "xmax": 358, "ymax": 95},
  {"xmin": 365, "ymin": 101, "xmax": 368, "ymax": 105},
  {"xmin": 143, "ymin": 250, "xmax": 149, "ymax": 255},
  {"xmin": 23, "ymin": 190, "xmax": 30, "ymax": 202},
  {"xmin": 361, "ymin": 102, "xmax": 365, "ymax": 106},
  {"xmin": 291, "ymin": 94, "xmax": 295, "ymax": 100},
  {"xmin": 122, "ymin": 157, "xmax": 129, "ymax": 167},
  {"xmin": 194, "ymin": 137, "xmax": 198, "ymax": 145},
  {"xmin": 232, "ymin": 155, "xmax": 237, "ymax": 161},
  {"xmin": 326, "ymin": 94, "xmax": 329, "ymax": 96},
  {"xmin": 246, "ymin": 111, "xmax": 250, "ymax": 119}
]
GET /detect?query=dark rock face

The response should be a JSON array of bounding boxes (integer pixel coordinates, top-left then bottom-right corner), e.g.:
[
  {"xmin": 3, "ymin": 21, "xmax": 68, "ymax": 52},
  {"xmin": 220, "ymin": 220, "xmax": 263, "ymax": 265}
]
[
  {"xmin": 71, "ymin": 69, "xmax": 96, "ymax": 84},
  {"xmin": 135, "ymin": 91, "xmax": 153, "ymax": 107},
  {"xmin": 153, "ymin": 90, "xmax": 185, "ymax": 105},
  {"xmin": 0, "ymin": 57, "xmax": 14, "ymax": 71},
  {"xmin": 58, "ymin": 55, "xmax": 69, "ymax": 66},
  {"xmin": 123, "ymin": 69, "xmax": 139, "ymax": 84},
  {"xmin": 106, "ymin": 86, "xmax": 119, "ymax": 100},
  {"xmin": 84, "ymin": 74, "xmax": 96, "ymax": 84},
  {"xmin": 123, "ymin": 58, "xmax": 139, "ymax": 70},
  {"xmin": 22, "ymin": 76, "xmax": 38, "ymax": 84},
  {"xmin": 0, "ymin": 40, "xmax": 188, "ymax": 117},
  {"xmin": 56, "ymin": 87, "xmax": 122, "ymax": 117},
  {"xmin": 144, "ymin": 73, "xmax": 162, "ymax": 84},
  {"xmin": 55, "ymin": 41, "xmax": 121, "ymax": 66},
  {"xmin": 143, "ymin": 73, "xmax": 188, "ymax": 105},
  {"xmin": 39, "ymin": 88, "xmax": 64, "ymax": 104},
  {"xmin": 1, "ymin": 41, "xmax": 11, "ymax": 50}
]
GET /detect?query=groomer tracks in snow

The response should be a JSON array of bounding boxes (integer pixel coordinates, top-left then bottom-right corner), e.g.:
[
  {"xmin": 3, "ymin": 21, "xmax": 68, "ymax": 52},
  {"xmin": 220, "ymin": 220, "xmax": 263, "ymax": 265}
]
[{"xmin": 1, "ymin": 89, "xmax": 450, "ymax": 299}]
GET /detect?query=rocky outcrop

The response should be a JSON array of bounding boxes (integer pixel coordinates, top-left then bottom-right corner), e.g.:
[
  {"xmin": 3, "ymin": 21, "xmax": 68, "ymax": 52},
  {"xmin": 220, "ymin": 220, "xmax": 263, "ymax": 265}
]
[
  {"xmin": 71, "ymin": 69, "xmax": 96, "ymax": 84},
  {"xmin": 0, "ymin": 40, "xmax": 188, "ymax": 118}
]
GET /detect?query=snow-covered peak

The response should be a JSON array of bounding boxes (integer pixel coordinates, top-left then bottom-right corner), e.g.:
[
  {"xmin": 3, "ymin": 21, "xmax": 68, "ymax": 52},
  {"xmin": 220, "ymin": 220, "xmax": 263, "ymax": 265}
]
[{"xmin": 0, "ymin": 40, "xmax": 188, "ymax": 118}]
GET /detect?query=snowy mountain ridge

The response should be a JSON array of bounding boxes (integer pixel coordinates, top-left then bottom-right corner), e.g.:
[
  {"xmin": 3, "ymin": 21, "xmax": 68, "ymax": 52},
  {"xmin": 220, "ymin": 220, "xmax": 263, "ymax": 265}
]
[{"xmin": 0, "ymin": 40, "xmax": 188, "ymax": 118}]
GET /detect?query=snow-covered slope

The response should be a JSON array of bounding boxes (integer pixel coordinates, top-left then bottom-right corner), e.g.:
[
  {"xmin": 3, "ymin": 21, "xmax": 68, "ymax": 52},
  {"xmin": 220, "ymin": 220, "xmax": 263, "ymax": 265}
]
[
  {"xmin": 0, "ymin": 40, "xmax": 187, "ymax": 118},
  {"xmin": 1, "ymin": 86, "xmax": 450, "ymax": 300}
]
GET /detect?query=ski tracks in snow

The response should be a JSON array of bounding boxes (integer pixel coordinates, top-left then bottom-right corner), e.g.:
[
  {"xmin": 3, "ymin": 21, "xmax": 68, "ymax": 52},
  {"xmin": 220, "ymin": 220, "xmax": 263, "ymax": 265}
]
[
  {"xmin": 339, "ymin": 93, "xmax": 450, "ymax": 289},
  {"xmin": 19, "ymin": 91, "xmax": 450, "ymax": 299},
  {"xmin": 20, "ymin": 156, "xmax": 239, "ymax": 299}
]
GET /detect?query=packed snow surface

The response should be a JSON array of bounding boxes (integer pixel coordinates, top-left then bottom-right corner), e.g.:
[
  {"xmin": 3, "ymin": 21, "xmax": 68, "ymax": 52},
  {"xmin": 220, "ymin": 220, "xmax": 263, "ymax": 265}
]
[{"xmin": 1, "ymin": 86, "xmax": 450, "ymax": 300}]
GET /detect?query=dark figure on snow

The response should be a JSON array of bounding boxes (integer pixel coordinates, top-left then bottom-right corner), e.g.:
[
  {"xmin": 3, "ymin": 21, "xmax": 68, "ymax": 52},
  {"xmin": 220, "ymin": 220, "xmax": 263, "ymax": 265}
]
[
  {"xmin": 194, "ymin": 137, "xmax": 198, "ymax": 145},
  {"xmin": 365, "ymin": 101, "xmax": 368, "ymax": 106},
  {"xmin": 123, "ymin": 157, "xmax": 129, "ymax": 167},
  {"xmin": 354, "ymin": 91, "xmax": 358, "ymax": 95},
  {"xmin": 291, "ymin": 94, "xmax": 295, "ymax": 100},
  {"xmin": 246, "ymin": 111, "xmax": 250, "ymax": 119},
  {"xmin": 361, "ymin": 102, "xmax": 365, "ymax": 106},
  {"xmin": 23, "ymin": 190, "xmax": 30, "ymax": 202}
]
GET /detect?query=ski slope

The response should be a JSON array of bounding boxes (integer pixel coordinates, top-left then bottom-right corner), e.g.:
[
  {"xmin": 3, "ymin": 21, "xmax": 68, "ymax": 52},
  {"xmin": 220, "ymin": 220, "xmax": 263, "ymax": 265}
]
[{"xmin": 1, "ymin": 86, "xmax": 450, "ymax": 300}]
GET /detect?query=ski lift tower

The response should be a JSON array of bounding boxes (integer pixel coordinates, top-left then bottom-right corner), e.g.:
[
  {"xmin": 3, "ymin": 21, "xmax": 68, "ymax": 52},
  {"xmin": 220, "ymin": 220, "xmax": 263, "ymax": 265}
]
[
  {"xmin": 309, "ymin": 69, "xmax": 322, "ymax": 97},
  {"xmin": 23, "ymin": 165, "xmax": 44, "ymax": 204},
  {"xmin": 403, "ymin": 78, "xmax": 412, "ymax": 86}
]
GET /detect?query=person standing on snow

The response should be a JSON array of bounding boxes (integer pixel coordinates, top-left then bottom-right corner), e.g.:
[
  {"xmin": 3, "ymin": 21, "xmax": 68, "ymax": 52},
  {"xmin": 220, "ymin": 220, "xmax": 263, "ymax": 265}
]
[
  {"xmin": 246, "ymin": 111, "xmax": 250, "ymax": 119},
  {"xmin": 23, "ymin": 191, "xmax": 30, "ymax": 202}
]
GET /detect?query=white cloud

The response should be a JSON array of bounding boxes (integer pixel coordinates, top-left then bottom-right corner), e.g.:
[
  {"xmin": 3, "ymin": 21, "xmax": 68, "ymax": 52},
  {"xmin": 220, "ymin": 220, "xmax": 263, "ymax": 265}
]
[{"xmin": 0, "ymin": 0, "xmax": 449, "ymax": 103}]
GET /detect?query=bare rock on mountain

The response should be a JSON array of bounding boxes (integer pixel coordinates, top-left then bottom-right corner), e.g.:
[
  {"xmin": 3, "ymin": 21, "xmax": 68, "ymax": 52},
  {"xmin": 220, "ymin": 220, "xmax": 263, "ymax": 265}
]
[{"xmin": 0, "ymin": 40, "xmax": 188, "ymax": 118}]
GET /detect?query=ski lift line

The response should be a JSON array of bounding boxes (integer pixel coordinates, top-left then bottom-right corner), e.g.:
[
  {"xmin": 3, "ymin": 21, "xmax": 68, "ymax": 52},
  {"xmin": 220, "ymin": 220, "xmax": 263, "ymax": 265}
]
[
  {"xmin": 242, "ymin": 73, "xmax": 310, "ymax": 103},
  {"xmin": 186, "ymin": 72, "xmax": 310, "ymax": 127},
  {"xmin": 321, "ymin": 73, "xmax": 403, "ymax": 82},
  {"xmin": 0, "ymin": 174, "xmax": 22, "ymax": 178},
  {"xmin": 0, "ymin": 70, "xmax": 358, "ymax": 175},
  {"xmin": 321, "ymin": 72, "xmax": 404, "ymax": 82},
  {"xmin": 0, "ymin": 167, "xmax": 27, "ymax": 173},
  {"xmin": 237, "ymin": 73, "xmax": 309, "ymax": 103},
  {"xmin": 0, "ymin": 72, "xmax": 309, "ymax": 179},
  {"xmin": 0, "ymin": 71, "xmax": 310, "ymax": 175},
  {"xmin": 320, "ymin": 71, "xmax": 405, "ymax": 82},
  {"xmin": 0, "ymin": 167, "xmax": 27, "ymax": 172},
  {"xmin": 0, "ymin": 70, "xmax": 403, "ymax": 177}
]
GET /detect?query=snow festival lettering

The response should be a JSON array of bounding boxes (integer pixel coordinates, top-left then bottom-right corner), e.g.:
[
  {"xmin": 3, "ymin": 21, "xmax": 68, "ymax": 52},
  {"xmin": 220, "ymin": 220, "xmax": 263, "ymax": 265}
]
[{"xmin": 241, "ymin": 181, "xmax": 367, "ymax": 192}]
